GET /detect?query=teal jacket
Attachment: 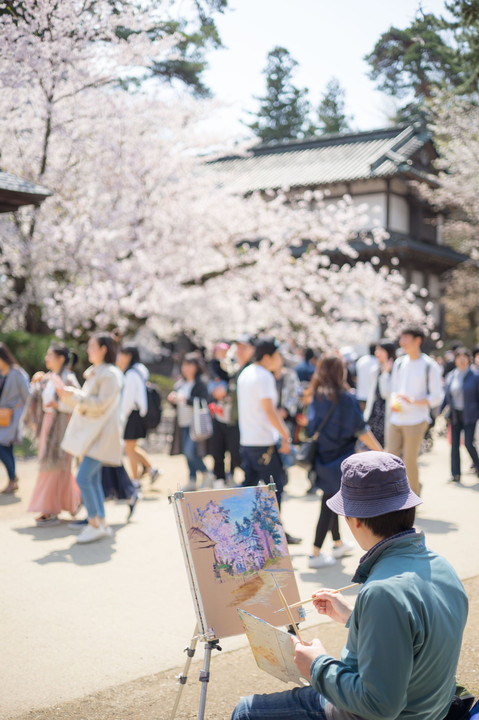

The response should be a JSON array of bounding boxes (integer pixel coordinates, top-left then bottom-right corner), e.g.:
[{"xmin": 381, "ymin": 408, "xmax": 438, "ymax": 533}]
[{"xmin": 310, "ymin": 531, "xmax": 468, "ymax": 720}]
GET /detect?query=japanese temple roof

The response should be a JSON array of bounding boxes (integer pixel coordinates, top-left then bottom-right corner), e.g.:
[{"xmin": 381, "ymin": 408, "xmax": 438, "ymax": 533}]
[
  {"xmin": 0, "ymin": 170, "xmax": 52, "ymax": 213},
  {"xmin": 211, "ymin": 124, "xmax": 435, "ymax": 193},
  {"xmin": 352, "ymin": 233, "xmax": 469, "ymax": 270}
]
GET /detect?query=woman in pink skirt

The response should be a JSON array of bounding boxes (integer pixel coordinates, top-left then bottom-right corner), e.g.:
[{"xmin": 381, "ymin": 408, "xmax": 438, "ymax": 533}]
[{"xmin": 25, "ymin": 343, "xmax": 81, "ymax": 526}]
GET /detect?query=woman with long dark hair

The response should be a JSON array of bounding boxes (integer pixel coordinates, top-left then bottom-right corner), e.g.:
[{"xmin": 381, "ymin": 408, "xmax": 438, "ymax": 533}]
[
  {"xmin": 55, "ymin": 332, "xmax": 123, "ymax": 543},
  {"xmin": 168, "ymin": 352, "xmax": 211, "ymax": 491},
  {"xmin": 25, "ymin": 343, "xmax": 81, "ymax": 524},
  {"xmin": 307, "ymin": 353, "xmax": 381, "ymax": 568},
  {"xmin": 0, "ymin": 343, "xmax": 30, "ymax": 494},
  {"xmin": 116, "ymin": 344, "xmax": 160, "ymax": 486}
]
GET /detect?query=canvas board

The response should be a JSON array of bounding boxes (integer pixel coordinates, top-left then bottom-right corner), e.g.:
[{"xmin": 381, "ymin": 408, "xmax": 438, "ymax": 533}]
[
  {"xmin": 238, "ymin": 609, "xmax": 309, "ymax": 685},
  {"xmin": 171, "ymin": 485, "xmax": 301, "ymax": 640}
]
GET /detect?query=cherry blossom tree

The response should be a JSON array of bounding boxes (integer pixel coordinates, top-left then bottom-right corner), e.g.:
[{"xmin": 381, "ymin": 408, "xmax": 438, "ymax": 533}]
[
  {"xmin": 420, "ymin": 96, "xmax": 479, "ymax": 341},
  {"xmin": 0, "ymin": 0, "xmax": 432, "ymax": 349}
]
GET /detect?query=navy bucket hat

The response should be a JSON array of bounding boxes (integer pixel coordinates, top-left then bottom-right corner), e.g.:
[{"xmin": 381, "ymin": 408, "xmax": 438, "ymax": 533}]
[{"xmin": 326, "ymin": 451, "xmax": 422, "ymax": 518}]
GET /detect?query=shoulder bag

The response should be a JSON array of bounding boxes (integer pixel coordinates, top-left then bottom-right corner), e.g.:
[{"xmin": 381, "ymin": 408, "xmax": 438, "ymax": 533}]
[
  {"xmin": 189, "ymin": 397, "xmax": 213, "ymax": 442},
  {"xmin": 0, "ymin": 376, "xmax": 13, "ymax": 427},
  {"xmin": 295, "ymin": 400, "xmax": 337, "ymax": 470}
]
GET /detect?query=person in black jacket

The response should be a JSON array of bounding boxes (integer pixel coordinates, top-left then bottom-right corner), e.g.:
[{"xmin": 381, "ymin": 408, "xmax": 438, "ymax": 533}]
[
  {"xmin": 168, "ymin": 353, "xmax": 211, "ymax": 491},
  {"xmin": 442, "ymin": 347, "xmax": 479, "ymax": 483}
]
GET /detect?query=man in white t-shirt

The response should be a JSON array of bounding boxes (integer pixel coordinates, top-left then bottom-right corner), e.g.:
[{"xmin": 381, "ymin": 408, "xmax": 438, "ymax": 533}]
[
  {"xmin": 237, "ymin": 337, "xmax": 291, "ymax": 509},
  {"xmin": 355, "ymin": 344, "xmax": 379, "ymax": 409},
  {"xmin": 387, "ymin": 327, "xmax": 443, "ymax": 495}
]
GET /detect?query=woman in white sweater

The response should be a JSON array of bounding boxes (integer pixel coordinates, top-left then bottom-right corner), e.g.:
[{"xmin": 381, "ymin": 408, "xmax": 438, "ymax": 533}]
[{"xmin": 55, "ymin": 333, "xmax": 123, "ymax": 544}]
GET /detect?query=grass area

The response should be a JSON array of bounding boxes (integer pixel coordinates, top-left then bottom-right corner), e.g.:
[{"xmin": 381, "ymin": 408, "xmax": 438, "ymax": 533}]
[
  {"xmin": 149, "ymin": 373, "xmax": 175, "ymax": 396},
  {"xmin": 15, "ymin": 436, "xmax": 37, "ymax": 459}
]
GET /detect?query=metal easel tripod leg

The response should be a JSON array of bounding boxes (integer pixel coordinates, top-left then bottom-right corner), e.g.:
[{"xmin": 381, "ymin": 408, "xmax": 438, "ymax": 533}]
[
  {"xmin": 197, "ymin": 638, "xmax": 222, "ymax": 720},
  {"xmin": 169, "ymin": 624, "xmax": 199, "ymax": 720}
]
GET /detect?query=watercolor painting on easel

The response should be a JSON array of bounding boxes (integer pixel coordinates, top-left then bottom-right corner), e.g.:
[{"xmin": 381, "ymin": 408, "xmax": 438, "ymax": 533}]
[{"xmin": 172, "ymin": 485, "xmax": 301, "ymax": 640}]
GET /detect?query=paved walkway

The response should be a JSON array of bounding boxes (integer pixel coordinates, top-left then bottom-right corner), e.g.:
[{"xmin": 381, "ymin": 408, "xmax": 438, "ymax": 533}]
[{"xmin": 1, "ymin": 437, "xmax": 478, "ymax": 719}]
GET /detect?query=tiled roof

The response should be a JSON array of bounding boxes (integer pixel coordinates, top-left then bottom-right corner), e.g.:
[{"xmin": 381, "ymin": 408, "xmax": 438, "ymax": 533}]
[
  {"xmin": 0, "ymin": 170, "xmax": 51, "ymax": 198},
  {"xmin": 211, "ymin": 124, "xmax": 433, "ymax": 193}
]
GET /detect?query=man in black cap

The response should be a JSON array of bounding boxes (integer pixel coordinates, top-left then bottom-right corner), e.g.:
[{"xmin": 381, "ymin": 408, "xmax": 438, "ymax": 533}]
[{"xmin": 231, "ymin": 451, "xmax": 468, "ymax": 720}]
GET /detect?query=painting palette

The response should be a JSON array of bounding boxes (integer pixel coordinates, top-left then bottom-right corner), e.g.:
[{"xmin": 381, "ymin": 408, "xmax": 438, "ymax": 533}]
[{"xmin": 238, "ymin": 609, "xmax": 309, "ymax": 685}]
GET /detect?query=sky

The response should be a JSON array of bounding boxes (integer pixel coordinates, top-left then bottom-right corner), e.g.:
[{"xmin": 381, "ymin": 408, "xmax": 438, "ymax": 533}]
[{"xmin": 203, "ymin": 0, "xmax": 449, "ymax": 139}]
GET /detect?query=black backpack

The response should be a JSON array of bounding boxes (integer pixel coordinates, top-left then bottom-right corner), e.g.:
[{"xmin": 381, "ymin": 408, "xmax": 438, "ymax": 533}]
[
  {"xmin": 132, "ymin": 368, "xmax": 162, "ymax": 430},
  {"xmin": 143, "ymin": 381, "xmax": 163, "ymax": 430}
]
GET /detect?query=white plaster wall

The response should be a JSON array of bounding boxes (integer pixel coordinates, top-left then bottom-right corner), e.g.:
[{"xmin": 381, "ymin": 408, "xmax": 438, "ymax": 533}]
[{"xmin": 389, "ymin": 194, "xmax": 409, "ymax": 234}]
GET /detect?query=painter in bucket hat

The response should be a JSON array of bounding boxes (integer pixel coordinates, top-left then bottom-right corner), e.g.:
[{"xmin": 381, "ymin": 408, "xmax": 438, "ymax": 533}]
[{"xmin": 327, "ymin": 451, "xmax": 422, "ymax": 518}]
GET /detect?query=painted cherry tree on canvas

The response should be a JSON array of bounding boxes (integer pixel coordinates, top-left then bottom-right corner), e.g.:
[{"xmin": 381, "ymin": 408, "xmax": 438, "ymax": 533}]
[{"xmin": 191, "ymin": 487, "xmax": 286, "ymax": 578}]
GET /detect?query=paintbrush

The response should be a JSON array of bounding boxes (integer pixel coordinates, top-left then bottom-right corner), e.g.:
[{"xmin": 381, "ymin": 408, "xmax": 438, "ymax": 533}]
[
  {"xmin": 274, "ymin": 583, "xmax": 360, "ymax": 613},
  {"xmin": 272, "ymin": 574, "xmax": 305, "ymax": 644}
]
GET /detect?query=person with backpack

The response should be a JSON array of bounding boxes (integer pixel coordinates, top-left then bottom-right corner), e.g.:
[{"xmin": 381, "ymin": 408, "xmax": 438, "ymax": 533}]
[
  {"xmin": 116, "ymin": 345, "xmax": 161, "ymax": 487},
  {"xmin": 386, "ymin": 327, "xmax": 443, "ymax": 496}
]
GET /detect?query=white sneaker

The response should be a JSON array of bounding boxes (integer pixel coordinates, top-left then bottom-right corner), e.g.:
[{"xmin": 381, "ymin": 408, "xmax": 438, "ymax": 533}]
[
  {"xmin": 76, "ymin": 524, "xmax": 107, "ymax": 544},
  {"xmin": 100, "ymin": 525, "xmax": 113, "ymax": 538},
  {"xmin": 213, "ymin": 478, "xmax": 226, "ymax": 489},
  {"xmin": 182, "ymin": 481, "xmax": 197, "ymax": 492},
  {"xmin": 308, "ymin": 554, "xmax": 336, "ymax": 569},
  {"xmin": 331, "ymin": 542, "xmax": 355, "ymax": 559},
  {"xmin": 200, "ymin": 472, "xmax": 214, "ymax": 489},
  {"xmin": 149, "ymin": 467, "xmax": 162, "ymax": 485}
]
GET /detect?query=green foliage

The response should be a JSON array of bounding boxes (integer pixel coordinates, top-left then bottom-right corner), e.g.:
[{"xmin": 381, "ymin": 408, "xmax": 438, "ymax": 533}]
[
  {"xmin": 0, "ymin": 331, "xmax": 86, "ymax": 378},
  {"xmin": 247, "ymin": 46, "xmax": 316, "ymax": 143},
  {"xmin": 317, "ymin": 78, "xmax": 352, "ymax": 134},
  {"xmin": 15, "ymin": 435, "xmax": 37, "ymax": 459},
  {"xmin": 148, "ymin": 373, "xmax": 175, "ymax": 397},
  {"xmin": 366, "ymin": 13, "xmax": 462, "ymax": 99},
  {"xmin": 365, "ymin": 6, "xmax": 479, "ymax": 121},
  {"xmin": 445, "ymin": 0, "xmax": 479, "ymax": 93}
]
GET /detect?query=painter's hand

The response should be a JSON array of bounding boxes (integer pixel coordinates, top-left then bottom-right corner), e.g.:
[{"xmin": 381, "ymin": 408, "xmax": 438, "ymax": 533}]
[
  {"xmin": 291, "ymin": 636, "xmax": 325, "ymax": 680},
  {"xmin": 312, "ymin": 590, "xmax": 354, "ymax": 625}
]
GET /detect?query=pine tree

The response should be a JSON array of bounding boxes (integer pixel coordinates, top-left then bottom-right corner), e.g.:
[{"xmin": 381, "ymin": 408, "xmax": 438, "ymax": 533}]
[
  {"xmin": 365, "ymin": 8, "xmax": 467, "ymax": 122},
  {"xmin": 247, "ymin": 46, "xmax": 315, "ymax": 143},
  {"xmin": 317, "ymin": 78, "xmax": 352, "ymax": 134}
]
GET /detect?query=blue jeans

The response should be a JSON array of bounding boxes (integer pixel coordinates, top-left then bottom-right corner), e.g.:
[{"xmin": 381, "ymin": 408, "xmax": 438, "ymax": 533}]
[
  {"xmin": 180, "ymin": 427, "xmax": 207, "ymax": 480},
  {"xmin": 231, "ymin": 687, "xmax": 327, "ymax": 720},
  {"xmin": 0, "ymin": 444, "xmax": 16, "ymax": 480},
  {"xmin": 76, "ymin": 456, "xmax": 105, "ymax": 519}
]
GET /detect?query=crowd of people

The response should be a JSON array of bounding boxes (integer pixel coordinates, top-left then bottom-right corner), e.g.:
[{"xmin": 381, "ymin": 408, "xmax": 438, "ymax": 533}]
[
  {"xmin": 0, "ymin": 327, "xmax": 478, "ymax": 551},
  {"xmin": 0, "ymin": 334, "xmax": 161, "ymax": 543},
  {"xmin": 0, "ymin": 329, "xmax": 477, "ymax": 720}
]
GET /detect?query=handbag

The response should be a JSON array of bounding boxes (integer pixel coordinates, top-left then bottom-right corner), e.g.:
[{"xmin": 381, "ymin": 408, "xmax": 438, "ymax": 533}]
[
  {"xmin": 189, "ymin": 397, "xmax": 213, "ymax": 442},
  {"xmin": 0, "ymin": 407, "xmax": 13, "ymax": 427},
  {"xmin": 61, "ymin": 398, "xmax": 118, "ymax": 459},
  {"xmin": 0, "ymin": 376, "xmax": 13, "ymax": 427},
  {"xmin": 295, "ymin": 400, "xmax": 337, "ymax": 470}
]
